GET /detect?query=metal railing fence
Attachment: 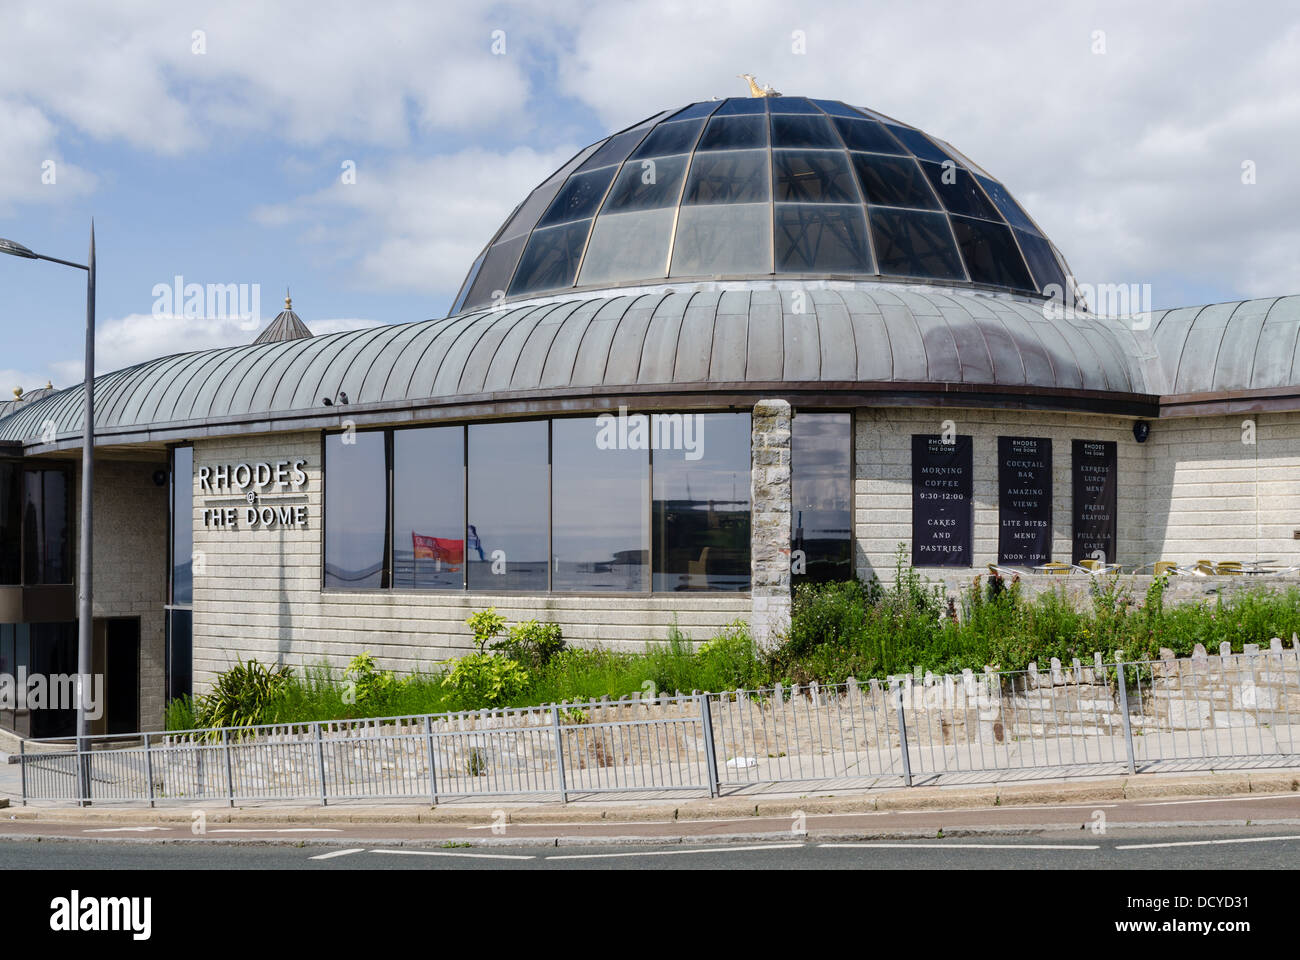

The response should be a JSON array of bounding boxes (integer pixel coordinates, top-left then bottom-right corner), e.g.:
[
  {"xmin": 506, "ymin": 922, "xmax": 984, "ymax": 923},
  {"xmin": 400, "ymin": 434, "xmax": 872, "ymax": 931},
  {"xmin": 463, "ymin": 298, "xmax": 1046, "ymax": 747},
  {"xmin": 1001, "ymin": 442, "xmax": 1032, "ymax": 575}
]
[{"xmin": 8, "ymin": 642, "xmax": 1300, "ymax": 806}]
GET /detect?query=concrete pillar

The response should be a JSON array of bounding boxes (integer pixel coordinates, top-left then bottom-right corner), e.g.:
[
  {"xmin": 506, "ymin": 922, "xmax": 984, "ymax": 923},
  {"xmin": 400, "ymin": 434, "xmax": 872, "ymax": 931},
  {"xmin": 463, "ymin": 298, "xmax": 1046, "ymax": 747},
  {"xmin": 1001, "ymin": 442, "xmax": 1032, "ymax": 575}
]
[{"xmin": 750, "ymin": 399, "xmax": 792, "ymax": 650}]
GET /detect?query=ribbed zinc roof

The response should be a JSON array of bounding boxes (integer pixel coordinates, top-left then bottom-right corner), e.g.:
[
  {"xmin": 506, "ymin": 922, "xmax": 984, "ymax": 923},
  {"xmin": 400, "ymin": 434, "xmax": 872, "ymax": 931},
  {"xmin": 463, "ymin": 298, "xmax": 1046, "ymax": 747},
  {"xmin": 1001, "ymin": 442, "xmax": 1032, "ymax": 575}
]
[
  {"xmin": 1148, "ymin": 295, "xmax": 1300, "ymax": 394},
  {"xmin": 0, "ymin": 285, "xmax": 1160, "ymax": 446}
]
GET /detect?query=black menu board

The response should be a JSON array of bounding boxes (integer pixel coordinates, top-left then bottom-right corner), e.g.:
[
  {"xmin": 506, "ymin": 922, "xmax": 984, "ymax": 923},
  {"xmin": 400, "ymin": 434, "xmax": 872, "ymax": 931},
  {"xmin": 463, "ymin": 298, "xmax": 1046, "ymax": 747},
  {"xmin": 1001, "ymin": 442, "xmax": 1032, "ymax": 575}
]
[
  {"xmin": 911, "ymin": 434, "xmax": 972, "ymax": 567},
  {"xmin": 1072, "ymin": 439, "xmax": 1117, "ymax": 564},
  {"xmin": 998, "ymin": 437, "xmax": 1052, "ymax": 565}
]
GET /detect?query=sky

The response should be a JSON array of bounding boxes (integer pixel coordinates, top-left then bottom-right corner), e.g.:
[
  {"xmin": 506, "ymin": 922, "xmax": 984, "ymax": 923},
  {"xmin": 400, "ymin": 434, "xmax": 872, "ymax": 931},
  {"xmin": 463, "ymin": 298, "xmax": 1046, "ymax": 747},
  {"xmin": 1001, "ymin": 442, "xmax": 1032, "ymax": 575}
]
[{"xmin": 1, "ymin": 0, "xmax": 1297, "ymax": 393}]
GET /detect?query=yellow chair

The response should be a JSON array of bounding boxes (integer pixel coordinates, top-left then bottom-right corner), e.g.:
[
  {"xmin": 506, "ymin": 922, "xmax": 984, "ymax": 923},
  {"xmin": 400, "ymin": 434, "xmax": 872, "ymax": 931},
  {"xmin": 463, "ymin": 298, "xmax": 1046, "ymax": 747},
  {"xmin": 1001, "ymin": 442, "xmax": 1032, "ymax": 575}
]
[
  {"xmin": 1153, "ymin": 560, "xmax": 1179, "ymax": 576},
  {"xmin": 1036, "ymin": 562, "xmax": 1072, "ymax": 576},
  {"xmin": 1193, "ymin": 559, "xmax": 1215, "ymax": 575},
  {"xmin": 1215, "ymin": 560, "xmax": 1243, "ymax": 576}
]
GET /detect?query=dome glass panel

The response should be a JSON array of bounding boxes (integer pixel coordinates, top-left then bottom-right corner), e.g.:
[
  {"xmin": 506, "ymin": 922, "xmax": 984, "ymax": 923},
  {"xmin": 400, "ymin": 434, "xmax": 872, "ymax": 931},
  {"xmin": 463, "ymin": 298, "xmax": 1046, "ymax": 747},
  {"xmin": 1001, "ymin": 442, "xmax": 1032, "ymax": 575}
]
[{"xmin": 456, "ymin": 97, "xmax": 1064, "ymax": 310}]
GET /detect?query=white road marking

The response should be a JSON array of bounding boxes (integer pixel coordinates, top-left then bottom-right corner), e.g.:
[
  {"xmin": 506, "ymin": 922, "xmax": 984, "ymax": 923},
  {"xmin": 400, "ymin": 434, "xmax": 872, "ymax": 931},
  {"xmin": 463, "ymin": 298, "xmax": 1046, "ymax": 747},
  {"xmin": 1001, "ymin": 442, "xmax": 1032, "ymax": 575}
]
[
  {"xmin": 1136, "ymin": 794, "xmax": 1300, "ymax": 807},
  {"xmin": 309, "ymin": 848, "xmax": 366, "ymax": 860},
  {"xmin": 370, "ymin": 848, "xmax": 535, "ymax": 861},
  {"xmin": 208, "ymin": 828, "xmax": 343, "ymax": 834},
  {"xmin": 547, "ymin": 843, "xmax": 804, "ymax": 861},
  {"xmin": 84, "ymin": 826, "xmax": 172, "ymax": 833},
  {"xmin": 1116, "ymin": 834, "xmax": 1300, "ymax": 850},
  {"xmin": 821, "ymin": 842, "xmax": 1099, "ymax": 850}
]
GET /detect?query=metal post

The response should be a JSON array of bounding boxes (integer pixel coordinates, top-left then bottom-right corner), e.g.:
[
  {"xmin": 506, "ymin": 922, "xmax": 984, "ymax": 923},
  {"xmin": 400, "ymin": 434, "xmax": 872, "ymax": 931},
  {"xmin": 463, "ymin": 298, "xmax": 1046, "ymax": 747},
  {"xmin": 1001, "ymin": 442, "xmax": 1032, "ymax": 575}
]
[
  {"xmin": 424, "ymin": 715, "xmax": 439, "ymax": 807},
  {"xmin": 222, "ymin": 728, "xmax": 234, "ymax": 807},
  {"xmin": 314, "ymin": 722, "xmax": 328, "ymax": 806},
  {"xmin": 895, "ymin": 683, "xmax": 913, "ymax": 787},
  {"xmin": 144, "ymin": 734, "xmax": 155, "ymax": 808},
  {"xmin": 698, "ymin": 694, "xmax": 720, "ymax": 798},
  {"xmin": 18, "ymin": 739, "xmax": 26, "ymax": 806},
  {"xmin": 76, "ymin": 222, "xmax": 96, "ymax": 807},
  {"xmin": 551, "ymin": 707, "xmax": 568, "ymax": 804},
  {"xmin": 1115, "ymin": 659, "xmax": 1137, "ymax": 775}
]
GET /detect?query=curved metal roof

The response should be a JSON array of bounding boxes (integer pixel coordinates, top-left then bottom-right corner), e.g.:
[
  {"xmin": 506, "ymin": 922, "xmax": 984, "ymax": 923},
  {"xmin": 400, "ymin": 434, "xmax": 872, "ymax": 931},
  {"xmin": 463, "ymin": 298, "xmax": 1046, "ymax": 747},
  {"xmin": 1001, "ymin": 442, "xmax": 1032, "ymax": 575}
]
[
  {"xmin": 450, "ymin": 96, "xmax": 1082, "ymax": 314},
  {"xmin": 1148, "ymin": 295, "xmax": 1300, "ymax": 395},
  {"xmin": 0, "ymin": 285, "xmax": 1159, "ymax": 447}
]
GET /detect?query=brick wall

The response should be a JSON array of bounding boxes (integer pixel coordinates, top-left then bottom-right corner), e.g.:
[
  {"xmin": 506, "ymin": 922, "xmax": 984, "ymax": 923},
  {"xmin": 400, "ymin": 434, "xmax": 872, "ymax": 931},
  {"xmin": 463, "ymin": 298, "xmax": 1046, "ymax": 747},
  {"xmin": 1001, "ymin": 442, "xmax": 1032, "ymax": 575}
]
[{"xmin": 189, "ymin": 431, "xmax": 747, "ymax": 692}]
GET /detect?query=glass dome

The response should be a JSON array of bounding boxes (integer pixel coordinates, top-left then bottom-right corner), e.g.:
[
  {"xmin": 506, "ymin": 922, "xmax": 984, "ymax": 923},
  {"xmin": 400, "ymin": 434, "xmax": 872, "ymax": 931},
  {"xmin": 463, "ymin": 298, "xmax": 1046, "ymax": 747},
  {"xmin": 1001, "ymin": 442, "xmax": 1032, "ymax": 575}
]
[{"xmin": 451, "ymin": 97, "xmax": 1078, "ymax": 314}]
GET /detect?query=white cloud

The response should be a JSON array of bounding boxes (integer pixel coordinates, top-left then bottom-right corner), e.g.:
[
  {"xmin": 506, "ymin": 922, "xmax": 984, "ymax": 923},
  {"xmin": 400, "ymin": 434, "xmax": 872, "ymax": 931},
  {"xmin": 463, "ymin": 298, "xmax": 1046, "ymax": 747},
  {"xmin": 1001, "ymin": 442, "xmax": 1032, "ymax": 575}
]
[
  {"xmin": 254, "ymin": 145, "xmax": 579, "ymax": 296},
  {"xmin": 43, "ymin": 312, "xmax": 385, "ymax": 386}
]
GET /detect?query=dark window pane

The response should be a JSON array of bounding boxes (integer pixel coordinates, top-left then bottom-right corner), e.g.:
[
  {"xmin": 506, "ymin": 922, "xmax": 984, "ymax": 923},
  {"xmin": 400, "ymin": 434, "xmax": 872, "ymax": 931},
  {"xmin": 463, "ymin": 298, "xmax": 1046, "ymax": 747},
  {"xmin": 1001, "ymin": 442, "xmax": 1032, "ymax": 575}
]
[
  {"xmin": 682, "ymin": 149, "xmax": 769, "ymax": 204},
  {"xmin": 1014, "ymin": 228, "xmax": 1067, "ymax": 296},
  {"xmin": 463, "ymin": 234, "xmax": 526, "ymax": 310},
  {"xmin": 393, "ymin": 426, "xmax": 464, "ymax": 589},
  {"xmin": 450, "ymin": 250, "xmax": 484, "ymax": 315},
  {"xmin": 792, "ymin": 413, "xmax": 852, "ymax": 585},
  {"xmin": 767, "ymin": 97, "xmax": 818, "ymax": 113},
  {"xmin": 770, "ymin": 114, "xmax": 839, "ymax": 148},
  {"xmin": 579, "ymin": 208, "xmax": 676, "ymax": 286},
  {"xmin": 950, "ymin": 215, "xmax": 1037, "ymax": 290},
  {"xmin": 324, "ymin": 431, "xmax": 386, "ymax": 589},
  {"xmin": 696, "ymin": 115, "xmax": 768, "ymax": 151},
  {"xmin": 775, "ymin": 204, "xmax": 873, "ymax": 273},
  {"xmin": 171, "ymin": 446, "xmax": 193, "ymax": 604},
  {"xmin": 832, "ymin": 117, "xmax": 907, "ymax": 154},
  {"xmin": 600, "ymin": 154, "xmax": 688, "ymax": 213},
  {"xmin": 652, "ymin": 413, "xmax": 750, "ymax": 592},
  {"xmin": 713, "ymin": 97, "xmax": 767, "ymax": 115},
  {"xmin": 577, "ymin": 121, "xmax": 656, "ymax": 172},
  {"xmin": 22, "ymin": 468, "xmax": 71, "ymax": 585},
  {"xmin": 166, "ymin": 608, "xmax": 193, "ymax": 704},
  {"xmin": 467, "ymin": 421, "xmax": 548, "ymax": 590},
  {"xmin": 851, "ymin": 153, "xmax": 940, "ymax": 209},
  {"xmin": 772, "ymin": 150, "xmax": 859, "ymax": 203},
  {"xmin": 885, "ymin": 124, "xmax": 952, "ymax": 163},
  {"xmin": 670, "ymin": 203, "xmax": 772, "ymax": 277},
  {"xmin": 28, "ymin": 623, "xmax": 76, "ymax": 737},
  {"xmin": 538, "ymin": 166, "xmax": 617, "ymax": 226},
  {"xmin": 920, "ymin": 161, "xmax": 1002, "ymax": 220},
  {"xmin": 667, "ymin": 101, "xmax": 719, "ymax": 121},
  {"xmin": 975, "ymin": 176, "xmax": 1040, "ymax": 234},
  {"xmin": 869, "ymin": 208, "xmax": 966, "ymax": 280},
  {"xmin": 0, "ymin": 461, "xmax": 20, "ymax": 584},
  {"xmin": 507, "ymin": 219, "xmax": 593, "ymax": 296},
  {"xmin": 811, "ymin": 99, "xmax": 866, "ymax": 118},
  {"xmin": 552, "ymin": 417, "xmax": 649, "ymax": 591},
  {"xmin": 630, "ymin": 119, "xmax": 705, "ymax": 159}
]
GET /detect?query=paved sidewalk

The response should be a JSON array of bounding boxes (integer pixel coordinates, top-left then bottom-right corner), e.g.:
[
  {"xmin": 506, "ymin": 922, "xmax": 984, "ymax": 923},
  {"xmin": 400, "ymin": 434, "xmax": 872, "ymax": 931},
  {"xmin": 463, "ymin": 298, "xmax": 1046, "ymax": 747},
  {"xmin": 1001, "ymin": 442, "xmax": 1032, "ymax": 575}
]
[{"xmin": 3, "ymin": 766, "xmax": 1296, "ymax": 824}]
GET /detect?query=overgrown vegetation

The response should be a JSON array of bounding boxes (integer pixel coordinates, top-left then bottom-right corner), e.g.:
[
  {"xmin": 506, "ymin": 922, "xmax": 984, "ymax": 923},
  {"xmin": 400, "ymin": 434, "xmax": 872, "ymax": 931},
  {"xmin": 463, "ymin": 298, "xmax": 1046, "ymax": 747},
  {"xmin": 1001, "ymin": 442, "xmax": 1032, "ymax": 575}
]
[{"xmin": 164, "ymin": 546, "xmax": 1300, "ymax": 730}]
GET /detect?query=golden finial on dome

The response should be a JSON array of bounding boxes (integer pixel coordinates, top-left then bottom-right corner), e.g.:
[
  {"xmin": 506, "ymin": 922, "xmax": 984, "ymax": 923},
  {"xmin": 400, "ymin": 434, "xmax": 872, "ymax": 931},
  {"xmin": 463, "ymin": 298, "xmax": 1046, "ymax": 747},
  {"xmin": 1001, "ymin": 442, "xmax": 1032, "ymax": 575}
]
[
  {"xmin": 738, "ymin": 73, "xmax": 781, "ymax": 98},
  {"xmin": 13, "ymin": 386, "xmax": 23, "ymax": 399}
]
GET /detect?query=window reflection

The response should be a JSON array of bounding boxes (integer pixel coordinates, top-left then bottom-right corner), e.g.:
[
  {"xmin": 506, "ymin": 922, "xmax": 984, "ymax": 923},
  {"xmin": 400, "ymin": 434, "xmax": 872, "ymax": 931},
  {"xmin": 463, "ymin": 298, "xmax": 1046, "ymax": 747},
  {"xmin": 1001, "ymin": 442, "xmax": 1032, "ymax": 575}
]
[
  {"xmin": 851, "ymin": 153, "xmax": 940, "ymax": 209},
  {"xmin": 950, "ymin": 215, "xmax": 1036, "ymax": 291},
  {"xmin": 670, "ymin": 203, "xmax": 772, "ymax": 277},
  {"xmin": 170, "ymin": 446, "xmax": 193, "ymax": 604},
  {"xmin": 682, "ymin": 149, "xmax": 770, "ymax": 205},
  {"xmin": 393, "ymin": 426, "xmax": 465, "ymax": 589},
  {"xmin": 508, "ymin": 220, "xmax": 593, "ymax": 296},
  {"xmin": 792, "ymin": 413, "xmax": 852, "ymax": 584},
  {"xmin": 0, "ymin": 460, "xmax": 20, "ymax": 585},
  {"xmin": 579, "ymin": 208, "xmax": 676, "ymax": 286},
  {"xmin": 22, "ymin": 467, "xmax": 71, "ymax": 585},
  {"xmin": 772, "ymin": 150, "xmax": 858, "ymax": 203},
  {"xmin": 552, "ymin": 417, "xmax": 649, "ymax": 591},
  {"xmin": 467, "ymin": 421, "xmax": 548, "ymax": 591},
  {"xmin": 869, "ymin": 208, "xmax": 966, "ymax": 280},
  {"xmin": 324, "ymin": 431, "xmax": 387, "ymax": 589},
  {"xmin": 774, "ymin": 204, "xmax": 873, "ymax": 273},
  {"xmin": 652, "ymin": 413, "xmax": 751, "ymax": 592}
]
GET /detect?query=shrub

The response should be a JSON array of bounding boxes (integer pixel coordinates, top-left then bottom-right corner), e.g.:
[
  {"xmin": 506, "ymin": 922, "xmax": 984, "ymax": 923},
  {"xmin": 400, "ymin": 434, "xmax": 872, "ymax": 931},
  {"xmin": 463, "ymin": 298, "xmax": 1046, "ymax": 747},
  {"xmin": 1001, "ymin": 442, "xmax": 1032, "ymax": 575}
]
[
  {"xmin": 465, "ymin": 608, "xmax": 507, "ymax": 654},
  {"xmin": 195, "ymin": 658, "xmax": 294, "ymax": 729},
  {"xmin": 492, "ymin": 619, "xmax": 565, "ymax": 670},
  {"xmin": 164, "ymin": 695, "xmax": 197, "ymax": 732},
  {"xmin": 343, "ymin": 652, "xmax": 404, "ymax": 709},
  {"xmin": 441, "ymin": 653, "xmax": 530, "ymax": 710}
]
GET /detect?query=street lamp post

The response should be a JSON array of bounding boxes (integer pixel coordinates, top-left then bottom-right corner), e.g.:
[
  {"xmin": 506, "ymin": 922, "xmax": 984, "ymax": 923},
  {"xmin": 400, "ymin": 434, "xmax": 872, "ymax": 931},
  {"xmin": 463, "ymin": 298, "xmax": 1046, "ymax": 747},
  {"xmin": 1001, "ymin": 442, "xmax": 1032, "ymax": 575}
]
[{"xmin": 0, "ymin": 223, "xmax": 96, "ymax": 806}]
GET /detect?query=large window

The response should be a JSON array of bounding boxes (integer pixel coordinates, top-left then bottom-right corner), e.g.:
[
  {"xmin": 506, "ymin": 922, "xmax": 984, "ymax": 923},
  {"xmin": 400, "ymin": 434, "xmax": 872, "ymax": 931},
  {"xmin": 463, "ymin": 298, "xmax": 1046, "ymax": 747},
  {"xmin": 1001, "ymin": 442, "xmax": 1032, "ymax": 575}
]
[
  {"xmin": 393, "ymin": 426, "xmax": 465, "ymax": 589},
  {"xmin": 552, "ymin": 416, "xmax": 649, "ymax": 591},
  {"xmin": 22, "ymin": 467, "xmax": 72, "ymax": 585},
  {"xmin": 652, "ymin": 413, "xmax": 751, "ymax": 591},
  {"xmin": 323, "ymin": 430, "xmax": 388, "ymax": 588},
  {"xmin": 323, "ymin": 412, "xmax": 753, "ymax": 594},
  {"xmin": 467, "ymin": 421, "xmax": 548, "ymax": 591},
  {"xmin": 0, "ymin": 460, "xmax": 20, "ymax": 585},
  {"xmin": 166, "ymin": 445, "xmax": 194, "ymax": 703},
  {"xmin": 792, "ymin": 413, "xmax": 853, "ymax": 584}
]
